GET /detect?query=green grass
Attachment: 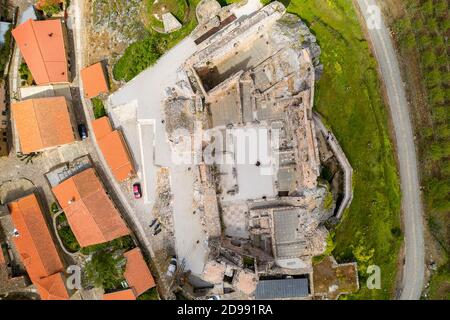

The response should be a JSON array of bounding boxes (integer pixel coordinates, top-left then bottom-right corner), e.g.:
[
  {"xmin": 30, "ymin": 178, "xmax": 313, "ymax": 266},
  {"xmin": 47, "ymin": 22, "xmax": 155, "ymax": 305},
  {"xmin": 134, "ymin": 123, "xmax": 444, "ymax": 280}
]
[
  {"xmin": 91, "ymin": 97, "xmax": 107, "ymax": 119},
  {"xmin": 56, "ymin": 214, "xmax": 81, "ymax": 252},
  {"xmin": 19, "ymin": 62, "xmax": 34, "ymax": 86},
  {"xmin": 286, "ymin": 0, "xmax": 401, "ymax": 299},
  {"xmin": 427, "ymin": 260, "xmax": 450, "ymax": 300},
  {"xmin": 137, "ymin": 287, "xmax": 160, "ymax": 300},
  {"xmin": 113, "ymin": 0, "xmax": 200, "ymax": 82},
  {"xmin": 80, "ymin": 235, "xmax": 135, "ymax": 255}
]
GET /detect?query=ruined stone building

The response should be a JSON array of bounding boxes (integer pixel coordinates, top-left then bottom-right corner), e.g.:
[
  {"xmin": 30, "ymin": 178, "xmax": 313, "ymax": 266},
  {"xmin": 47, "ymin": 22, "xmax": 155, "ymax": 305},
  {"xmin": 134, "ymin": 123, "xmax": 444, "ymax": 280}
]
[{"xmin": 163, "ymin": 0, "xmax": 357, "ymax": 300}]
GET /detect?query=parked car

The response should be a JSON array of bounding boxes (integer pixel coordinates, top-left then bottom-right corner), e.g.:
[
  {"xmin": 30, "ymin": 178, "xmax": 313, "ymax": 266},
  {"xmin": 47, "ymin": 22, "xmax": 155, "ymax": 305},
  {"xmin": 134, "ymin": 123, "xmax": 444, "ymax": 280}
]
[
  {"xmin": 153, "ymin": 228, "xmax": 162, "ymax": 236},
  {"xmin": 133, "ymin": 183, "xmax": 142, "ymax": 199},
  {"xmin": 149, "ymin": 218, "xmax": 158, "ymax": 228},
  {"xmin": 166, "ymin": 256, "xmax": 177, "ymax": 277},
  {"xmin": 78, "ymin": 123, "xmax": 88, "ymax": 140}
]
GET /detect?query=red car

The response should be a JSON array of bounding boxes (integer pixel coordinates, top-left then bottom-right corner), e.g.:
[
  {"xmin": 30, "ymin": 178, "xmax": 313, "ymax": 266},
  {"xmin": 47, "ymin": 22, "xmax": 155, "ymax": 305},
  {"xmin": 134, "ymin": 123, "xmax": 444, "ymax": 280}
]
[{"xmin": 133, "ymin": 183, "xmax": 142, "ymax": 199}]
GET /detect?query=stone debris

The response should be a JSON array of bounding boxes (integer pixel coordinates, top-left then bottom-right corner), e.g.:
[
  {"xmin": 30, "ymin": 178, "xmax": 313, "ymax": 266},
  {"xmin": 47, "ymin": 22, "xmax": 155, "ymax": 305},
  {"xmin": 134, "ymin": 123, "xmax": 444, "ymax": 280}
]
[{"xmin": 162, "ymin": 12, "xmax": 182, "ymax": 33}]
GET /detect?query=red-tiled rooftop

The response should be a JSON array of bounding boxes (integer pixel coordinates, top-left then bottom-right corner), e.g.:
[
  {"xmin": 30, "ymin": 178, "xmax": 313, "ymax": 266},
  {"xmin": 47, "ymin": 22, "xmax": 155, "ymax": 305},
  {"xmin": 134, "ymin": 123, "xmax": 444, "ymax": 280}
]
[
  {"xmin": 12, "ymin": 19, "xmax": 68, "ymax": 85},
  {"xmin": 8, "ymin": 193, "xmax": 69, "ymax": 300},
  {"xmin": 92, "ymin": 117, "xmax": 135, "ymax": 182},
  {"xmin": 52, "ymin": 168, "xmax": 130, "ymax": 247},
  {"xmin": 81, "ymin": 62, "xmax": 109, "ymax": 99},
  {"xmin": 103, "ymin": 289, "xmax": 136, "ymax": 300},
  {"xmin": 12, "ymin": 96, "xmax": 76, "ymax": 154},
  {"xmin": 34, "ymin": 272, "xmax": 69, "ymax": 300},
  {"xmin": 0, "ymin": 246, "xmax": 5, "ymax": 265},
  {"xmin": 124, "ymin": 248, "xmax": 155, "ymax": 297}
]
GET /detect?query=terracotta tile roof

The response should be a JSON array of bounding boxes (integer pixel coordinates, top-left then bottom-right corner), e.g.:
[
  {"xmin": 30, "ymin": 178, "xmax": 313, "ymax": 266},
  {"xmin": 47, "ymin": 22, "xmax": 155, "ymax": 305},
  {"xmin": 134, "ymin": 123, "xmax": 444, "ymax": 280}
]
[
  {"xmin": 92, "ymin": 117, "xmax": 135, "ymax": 182},
  {"xmin": 81, "ymin": 62, "xmax": 109, "ymax": 99},
  {"xmin": 123, "ymin": 248, "xmax": 155, "ymax": 297},
  {"xmin": 12, "ymin": 96, "xmax": 75, "ymax": 154},
  {"xmin": 12, "ymin": 19, "xmax": 68, "ymax": 84},
  {"xmin": 0, "ymin": 247, "xmax": 5, "ymax": 265},
  {"xmin": 34, "ymin": 272, "xmax": 69, "ymax": 300},
  {"xmin": 103, "ymin": 289, "xmax": 136, "ymax": 300},
  {"xmin": 91, "ymin": 116, "xmax": 112, "ymax": 140},
  {"xmin": 52, "ymin": 168, "xmax": 130, "ymax": 247},
  {"xmin": 8, "ymin": 194, "xmax": 69, "ymax": 300}
]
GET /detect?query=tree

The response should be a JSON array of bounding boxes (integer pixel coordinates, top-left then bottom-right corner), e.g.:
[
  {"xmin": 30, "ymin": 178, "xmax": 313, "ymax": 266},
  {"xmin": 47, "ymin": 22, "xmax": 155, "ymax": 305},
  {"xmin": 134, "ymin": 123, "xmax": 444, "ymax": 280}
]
[
  {"xmin": 83, "ymin": 250, "xmax": 125, "ymax": 290},
  {"xmin": 39, "ymin": 0, "xmax": 62, "ymax": 17}
]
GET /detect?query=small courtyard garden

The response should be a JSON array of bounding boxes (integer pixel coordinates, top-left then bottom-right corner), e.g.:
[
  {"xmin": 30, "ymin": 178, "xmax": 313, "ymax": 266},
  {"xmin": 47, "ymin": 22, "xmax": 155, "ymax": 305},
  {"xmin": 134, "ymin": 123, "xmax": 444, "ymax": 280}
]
[
  {"xmin": 56, "ymin": 213, "xmax": 81, "ymax": 253},
  {"xmin": 82, "ymin": 235, "xmax": 136, "ymax": 291}
]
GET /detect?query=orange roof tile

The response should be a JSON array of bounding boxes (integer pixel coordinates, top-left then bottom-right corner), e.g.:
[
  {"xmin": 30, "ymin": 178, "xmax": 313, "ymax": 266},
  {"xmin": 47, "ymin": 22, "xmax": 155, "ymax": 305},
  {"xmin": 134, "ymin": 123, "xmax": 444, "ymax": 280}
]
[
  {"xmin": 124, "ymin": 248, "xmax": 155, "ymax": 297},
  {"xmin": 12, "ymin": 96, "xmax": 75, "ymax": 154},
  {"xmin": 8, "ymin": 194, "xmax": 69, "ymax": 300},
  {"xmin": 92, "ymin": 117, "xmax": 135, "ymax": 182},
  {"xmin": 52, "ymin": 168, "xmax": 130, "ymax": 247},
  {"xmin": 91, "ymin": 116, "xmax": 112, "ymax": 140},
  {"xmin": 0, "ymin": 246, "xmax": 5, "ymax": 265},
  {"xmin": 103, "ymin": 289, "xmax": 136, "ymax": 300},
  {"xmin": 81, "ymin": 62, "xmax": 109, "ymax": 99},
  {"xmin": 12, "ymin": 19, "xmax": 68, "ymax": 85},
  {"xmin": 34, "ymin": 272, "xmax": 70, "ymax": 300}
]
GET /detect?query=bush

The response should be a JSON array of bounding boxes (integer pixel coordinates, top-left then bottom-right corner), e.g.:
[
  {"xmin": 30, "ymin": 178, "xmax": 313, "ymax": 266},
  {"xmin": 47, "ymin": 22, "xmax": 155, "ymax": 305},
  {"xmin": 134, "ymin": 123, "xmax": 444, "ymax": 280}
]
[
  {"xmin": 137, "ymin": 287, "xmax": 159, "ymax": 300},
  {"xmin": 58, "ymin": 226, "xmax": 80, "ymax": 252},
  {"xmin": 40, "ymin": 0, "xmax": 63, "ymax": 17},
  {"xmin": 84, "ymin": 250, "xmax": 126, "ymax": 290},
  {"xmin": 50, "ymin": 202, "xmax": 59, "ymax": 214},
  {"xmin": 91, "ymin": 97, "xmax": 106, "ymax": 119},
  {"xmin": 113, "ymin": 34, "xmax": 167, "ymax": 82},
  {"xmin": 19, "ymin": 63, "xmax": 33, "ymax": 86},
  {"xmin": 80, "ymin": 235, "xmax": 134, "ymax": 255}
]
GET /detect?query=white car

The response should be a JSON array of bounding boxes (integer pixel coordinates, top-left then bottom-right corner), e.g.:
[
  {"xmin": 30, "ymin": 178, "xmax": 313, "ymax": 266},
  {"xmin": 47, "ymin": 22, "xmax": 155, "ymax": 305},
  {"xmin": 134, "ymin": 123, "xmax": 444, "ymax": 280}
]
[{"xmin": 166, "ymin": 256, "xmax": 177, "ymax": 277}]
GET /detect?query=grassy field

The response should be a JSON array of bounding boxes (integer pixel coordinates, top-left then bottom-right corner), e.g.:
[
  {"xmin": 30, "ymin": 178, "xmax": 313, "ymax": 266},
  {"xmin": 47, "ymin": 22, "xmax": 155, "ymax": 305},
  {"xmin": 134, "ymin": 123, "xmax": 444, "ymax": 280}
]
[
  {"xmin": 392, "ymin": 0, "xmax": 449, "ymax": 300},
  {"xmin": 286, "ymin": 0, "xmax": 401, "ymax": 299}
]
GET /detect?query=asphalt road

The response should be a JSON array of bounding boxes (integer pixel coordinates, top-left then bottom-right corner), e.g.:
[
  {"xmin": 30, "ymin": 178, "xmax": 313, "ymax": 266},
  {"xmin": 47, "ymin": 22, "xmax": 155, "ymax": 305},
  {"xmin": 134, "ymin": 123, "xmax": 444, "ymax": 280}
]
[{"xmin": 356, "ymin": 0, "xmax": 425, "ymax": 300}]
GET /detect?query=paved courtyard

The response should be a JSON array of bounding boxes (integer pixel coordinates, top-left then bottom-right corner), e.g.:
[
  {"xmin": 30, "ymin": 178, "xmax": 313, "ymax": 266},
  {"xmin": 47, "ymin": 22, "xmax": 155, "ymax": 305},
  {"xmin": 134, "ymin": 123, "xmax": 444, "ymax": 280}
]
[{"xmin": 107, "ymin": 37, "xmax": 208, "ymax": 275}]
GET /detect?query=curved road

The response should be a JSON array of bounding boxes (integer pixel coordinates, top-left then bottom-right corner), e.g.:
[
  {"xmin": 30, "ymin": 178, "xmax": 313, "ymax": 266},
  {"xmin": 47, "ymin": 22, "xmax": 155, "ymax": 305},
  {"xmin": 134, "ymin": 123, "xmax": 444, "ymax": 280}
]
[{"xmin": 356, "ymin": 0, "xmax": 425, "ymax": 300}]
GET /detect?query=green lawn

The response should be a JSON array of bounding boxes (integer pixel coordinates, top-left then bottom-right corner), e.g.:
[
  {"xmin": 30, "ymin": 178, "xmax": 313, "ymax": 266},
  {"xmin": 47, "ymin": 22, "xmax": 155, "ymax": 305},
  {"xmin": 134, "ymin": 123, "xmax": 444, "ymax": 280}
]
[{"xmin": 287, "ymin": 0, "xmax": 401, "ymax": 299}]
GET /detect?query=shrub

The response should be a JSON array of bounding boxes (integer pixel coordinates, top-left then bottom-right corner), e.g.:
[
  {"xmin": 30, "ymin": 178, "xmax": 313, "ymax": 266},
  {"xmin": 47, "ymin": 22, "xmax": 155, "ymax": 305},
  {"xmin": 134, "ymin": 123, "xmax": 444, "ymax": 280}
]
[
  {"xmin": 91, "ymin": 97, "xmax": 106, "ymax": 119},
  {"xmin": 84, "ymin": 250, "xmax": 125, "ymax": 290},
  {"xmin": 113, "ymin": 34, "xmax": 167, "ymax": 82},
  {"xmin": 40, "ymin": 0, "xmax": 63, "ymax": 17}
]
